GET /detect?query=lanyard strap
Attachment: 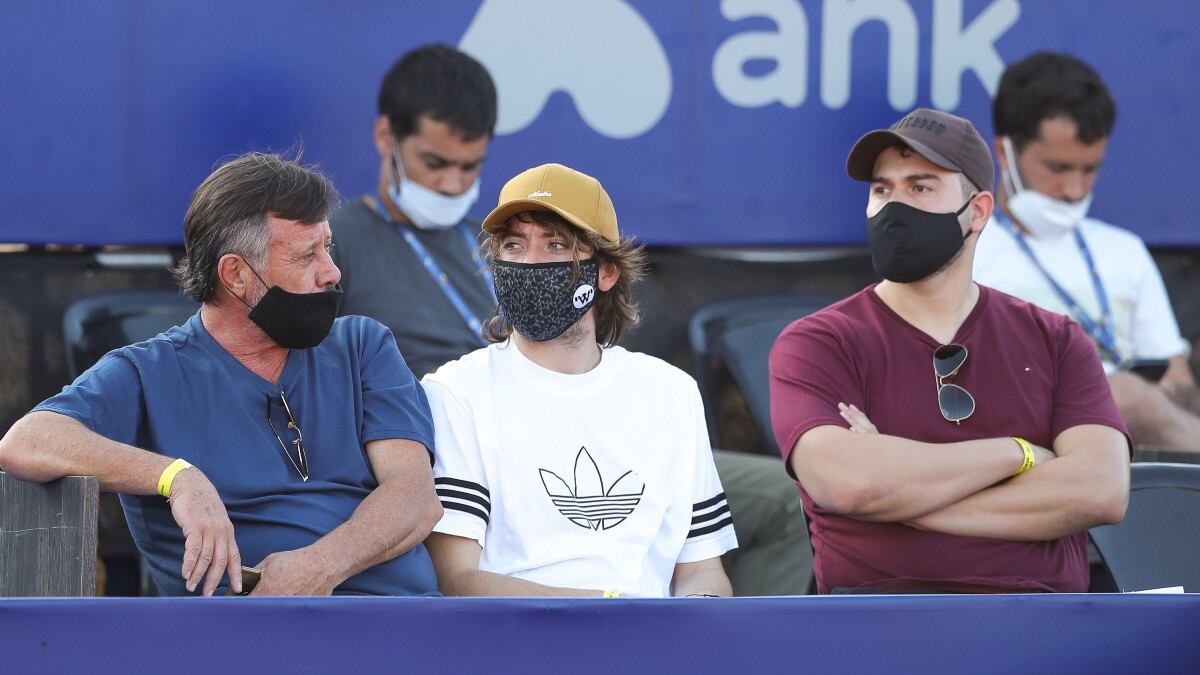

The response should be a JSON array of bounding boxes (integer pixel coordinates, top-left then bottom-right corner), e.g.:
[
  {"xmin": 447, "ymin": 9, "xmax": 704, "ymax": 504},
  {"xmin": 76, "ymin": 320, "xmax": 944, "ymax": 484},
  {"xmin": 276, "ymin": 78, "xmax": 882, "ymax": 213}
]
[
  {"xmin": 371, "ymin": 199, "xmax": 495, "ymax": 345},
  {"xmin": 995, "ymin": 211, "xmax": 1121, "ymax": 363}
]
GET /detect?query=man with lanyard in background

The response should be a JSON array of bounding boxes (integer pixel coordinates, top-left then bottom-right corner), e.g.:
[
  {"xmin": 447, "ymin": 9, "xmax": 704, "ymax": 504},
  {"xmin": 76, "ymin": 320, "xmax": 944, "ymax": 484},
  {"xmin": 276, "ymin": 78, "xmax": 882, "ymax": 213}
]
[
  {"xmin": 975, "ymin": 52, "xmax": 1200, "ymax": 451},
  {"xmin": 332, "ymin": 44, "xmax": 496, "ymax": 379},
  {"xmin": 331, "ymin": 44, "xmax": 812, "ymax": 595}
]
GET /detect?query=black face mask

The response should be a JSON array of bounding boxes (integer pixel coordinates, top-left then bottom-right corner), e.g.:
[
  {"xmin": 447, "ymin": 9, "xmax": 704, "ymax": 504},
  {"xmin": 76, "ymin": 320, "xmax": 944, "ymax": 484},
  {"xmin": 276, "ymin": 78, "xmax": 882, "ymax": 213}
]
[
  {"xmin": 866, "ymin": 199, "xmax": 973, "ymax": 283},
  {"xmin": 235, "ymin": 267, "xmax": 342, "ymax": 349},
  {"xmin": 493, "ymin": 258, "xmax": 599, "ymax": 342}
]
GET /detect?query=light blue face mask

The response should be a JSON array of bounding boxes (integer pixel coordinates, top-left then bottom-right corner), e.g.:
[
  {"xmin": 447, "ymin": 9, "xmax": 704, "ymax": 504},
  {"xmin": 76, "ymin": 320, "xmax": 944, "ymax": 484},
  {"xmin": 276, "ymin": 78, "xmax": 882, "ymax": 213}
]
[
  {"xmin": 388, "ymin": 146, "xmax": 481, "ymax": 230},
  {"xmin": 1002, "ymin": 136, "xmax": 1093, "ymax": 239}
]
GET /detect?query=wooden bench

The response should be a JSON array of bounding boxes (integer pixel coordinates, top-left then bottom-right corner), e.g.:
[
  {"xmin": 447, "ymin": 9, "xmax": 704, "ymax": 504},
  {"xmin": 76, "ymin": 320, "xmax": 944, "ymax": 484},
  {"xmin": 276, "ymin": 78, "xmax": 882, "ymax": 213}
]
[{"xmin": 0, "ymin": 470, "xmax": 98, "ymax": 596}]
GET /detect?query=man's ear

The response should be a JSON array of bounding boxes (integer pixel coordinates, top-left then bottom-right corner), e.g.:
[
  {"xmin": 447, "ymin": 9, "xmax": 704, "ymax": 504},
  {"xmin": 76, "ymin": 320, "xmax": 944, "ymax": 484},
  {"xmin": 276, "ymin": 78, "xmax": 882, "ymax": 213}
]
[
  {"xmin": 598, "ymin": 259, "xmax": 620, "ymax": 293},
  {"xmin": 968, "ymin": 191, "xmax": 995, "ymax": 236},
  {"xmin": 373, "ymin": 116, "xmax": 396, "ymax": 158},
  {"xmin": 216, "ymin": 253, "xmax": 251, "ymax": 302}
]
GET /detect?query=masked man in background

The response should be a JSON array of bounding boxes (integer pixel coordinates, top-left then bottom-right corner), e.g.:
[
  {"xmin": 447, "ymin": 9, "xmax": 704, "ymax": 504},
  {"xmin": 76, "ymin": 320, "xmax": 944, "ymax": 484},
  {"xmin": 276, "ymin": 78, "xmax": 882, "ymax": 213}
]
[{"xmin": 975, "ymin": 52, "xmax": 1200, "ymax": 451}]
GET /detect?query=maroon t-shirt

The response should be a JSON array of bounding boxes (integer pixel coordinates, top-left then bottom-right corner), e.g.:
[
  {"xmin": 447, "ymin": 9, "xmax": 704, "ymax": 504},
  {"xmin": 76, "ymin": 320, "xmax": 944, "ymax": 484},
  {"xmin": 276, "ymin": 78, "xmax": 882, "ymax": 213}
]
[{"xmin": 769, "ymin": 284, "xmax": 1129, "ymax": 593}]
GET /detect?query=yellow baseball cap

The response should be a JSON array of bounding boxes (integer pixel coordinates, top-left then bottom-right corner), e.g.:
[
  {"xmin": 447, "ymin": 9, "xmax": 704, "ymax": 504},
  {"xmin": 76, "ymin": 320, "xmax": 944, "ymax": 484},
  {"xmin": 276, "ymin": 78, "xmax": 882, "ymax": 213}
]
[{"xmin": 481, "ymin": 163, "xmax": 619, "ymax": 243}]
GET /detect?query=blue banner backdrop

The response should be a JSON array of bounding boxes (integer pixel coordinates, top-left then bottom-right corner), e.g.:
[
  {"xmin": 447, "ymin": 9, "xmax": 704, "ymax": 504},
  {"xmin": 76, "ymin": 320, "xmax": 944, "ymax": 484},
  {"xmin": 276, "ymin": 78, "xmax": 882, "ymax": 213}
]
[{"xmin": 2, "ymin": 1, "xmax": 1197, "ymax": 246}]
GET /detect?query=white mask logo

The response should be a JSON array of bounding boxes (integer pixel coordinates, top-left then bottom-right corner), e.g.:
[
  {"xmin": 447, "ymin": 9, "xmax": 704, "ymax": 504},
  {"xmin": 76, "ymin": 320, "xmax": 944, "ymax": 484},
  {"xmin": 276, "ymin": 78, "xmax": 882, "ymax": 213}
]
[{"xmin": 572, "ymin": 284, "xmax": 595, "ymax": 309}]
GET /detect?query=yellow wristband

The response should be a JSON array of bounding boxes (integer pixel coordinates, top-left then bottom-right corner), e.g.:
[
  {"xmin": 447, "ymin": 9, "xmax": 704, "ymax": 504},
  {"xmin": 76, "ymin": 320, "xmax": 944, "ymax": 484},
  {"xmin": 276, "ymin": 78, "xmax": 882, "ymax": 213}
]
[
  {"xmin": 601, "ymin": 590, "xmax": 620, "ymax": 598},
  {"xmin": 1012, "ymin": 437, "xmax": 1035, "ymax": 476},
  {"xmin": 157, "ymin": 458, "xmax": 193, "ymax": 499}
]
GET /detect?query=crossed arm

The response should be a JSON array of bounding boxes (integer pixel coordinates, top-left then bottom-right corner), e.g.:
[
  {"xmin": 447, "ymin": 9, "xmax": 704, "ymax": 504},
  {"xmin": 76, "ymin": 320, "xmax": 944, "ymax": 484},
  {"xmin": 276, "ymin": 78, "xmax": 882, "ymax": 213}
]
[
  {"xmin": 790, "ymin": 404, "xmax": 1128, "ymax": 541},
  {"xmin": 0, "ymin": 411, "xmax": 441, "ymax": 596}
]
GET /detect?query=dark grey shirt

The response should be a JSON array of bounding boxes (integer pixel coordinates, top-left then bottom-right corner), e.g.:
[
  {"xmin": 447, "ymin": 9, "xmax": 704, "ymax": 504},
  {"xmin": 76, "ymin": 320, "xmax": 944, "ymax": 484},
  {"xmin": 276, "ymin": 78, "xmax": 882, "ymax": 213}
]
[{"xmin": 331, "ymin": 199, "xmax": 496, "ymax": 378}]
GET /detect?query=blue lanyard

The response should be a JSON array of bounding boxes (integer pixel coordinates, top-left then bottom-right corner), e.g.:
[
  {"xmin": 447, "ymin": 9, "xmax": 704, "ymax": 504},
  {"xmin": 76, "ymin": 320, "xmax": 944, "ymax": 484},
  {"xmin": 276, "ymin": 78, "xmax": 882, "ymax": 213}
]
[
  {"xmin": 995, "ymin": 211, "xmax": 1121, "ymax": 363},
  {"xmin": 372, "ymin": 200, "xmax": 495, "ymax": 346}
]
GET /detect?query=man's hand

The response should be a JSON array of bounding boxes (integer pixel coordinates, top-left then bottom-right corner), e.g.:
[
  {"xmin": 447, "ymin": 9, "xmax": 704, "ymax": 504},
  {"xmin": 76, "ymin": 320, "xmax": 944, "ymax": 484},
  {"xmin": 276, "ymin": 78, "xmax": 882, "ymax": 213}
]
[
  {"xmin": 168, "ymin": 468, "xmax": 242, "ymax": 596},
  {"xmin": 250, "ymin": 548, "xmax": 339, "ymax": 596},
  {"xmin": 1029, "ymin": 443, "xmax": 1056, "ymax": 467},
  {"xmin": 838, "ymin": 403, "xmax": 878, "ymax": 434},
  {"xmin": 1160, "ymin": 355, "xmax": 1200, "ymax": 415}
]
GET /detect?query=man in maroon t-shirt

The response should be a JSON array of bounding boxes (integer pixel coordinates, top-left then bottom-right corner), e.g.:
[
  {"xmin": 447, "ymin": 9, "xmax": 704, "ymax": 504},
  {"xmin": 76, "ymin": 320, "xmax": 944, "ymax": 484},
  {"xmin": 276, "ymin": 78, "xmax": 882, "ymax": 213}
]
[{"xmin": 769, "ymin": 108, "xmax": 1130, "ymax": 593}]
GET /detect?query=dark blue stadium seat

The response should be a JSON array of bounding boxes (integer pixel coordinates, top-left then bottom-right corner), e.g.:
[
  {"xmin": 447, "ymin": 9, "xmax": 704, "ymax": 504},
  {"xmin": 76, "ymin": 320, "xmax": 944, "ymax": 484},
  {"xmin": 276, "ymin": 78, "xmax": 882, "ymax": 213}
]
[
  {"xmin": 688, "ymin": 292, "xmax": 838, "ymax": 454},
  {"xmin": 63, "ymin": 291, "xmax": 199, "ymax": 378},
  {"xmin": 1090, "ymin": 462, "xmax": 1200, "ymax": 593}
]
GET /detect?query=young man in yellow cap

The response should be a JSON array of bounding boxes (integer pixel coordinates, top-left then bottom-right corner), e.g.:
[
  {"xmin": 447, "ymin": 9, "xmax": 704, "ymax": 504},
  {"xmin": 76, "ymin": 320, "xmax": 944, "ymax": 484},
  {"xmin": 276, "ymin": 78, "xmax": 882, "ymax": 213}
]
[
  {"xmin": 421, "ymin": 164, "xmax": 735, "ymax": 597},
  {"xmin": 329, "ymin": 46, "xmax": 807, "ymax": 596}
]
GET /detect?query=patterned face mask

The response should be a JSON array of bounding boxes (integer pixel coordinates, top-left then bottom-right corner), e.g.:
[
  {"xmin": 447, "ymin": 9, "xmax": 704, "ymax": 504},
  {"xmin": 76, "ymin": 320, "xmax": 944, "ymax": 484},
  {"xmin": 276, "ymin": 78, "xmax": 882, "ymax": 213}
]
[{"xmin": 492, "ymin": 258, "xmax": 600, "ymax": 342}]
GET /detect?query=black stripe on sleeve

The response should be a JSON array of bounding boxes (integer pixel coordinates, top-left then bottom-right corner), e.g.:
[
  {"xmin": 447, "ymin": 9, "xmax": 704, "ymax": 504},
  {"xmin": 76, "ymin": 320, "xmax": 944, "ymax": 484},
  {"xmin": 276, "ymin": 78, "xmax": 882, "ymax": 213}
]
[
  {"xmin": 690, "ymin": 502, "xmax": 730, "ymax": 526},
  {"xmin": 442, "ymin": 501, "xmax": 490, "ymax": 525},
  {"xmin": 435, "ymin": 476, "xmax": 491, "ymax": 498},
  {"xmin": 688, "ymin": 515, "xmax": 734, "ymax": 539},
  {"xmin": 436, "ymin": 488, "xmax": 491, "ymax": 511},
  {"xmin": 692, "ymin": 492, "xmax": 728, "ymax": 512}
]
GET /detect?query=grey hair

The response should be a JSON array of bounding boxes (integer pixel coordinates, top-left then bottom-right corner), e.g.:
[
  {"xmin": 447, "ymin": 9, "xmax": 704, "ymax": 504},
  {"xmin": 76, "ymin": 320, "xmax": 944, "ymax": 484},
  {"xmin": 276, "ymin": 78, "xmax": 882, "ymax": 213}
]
[{"xmin": 172, "ymin": 152, "xmax": 337, "ymax": 302}]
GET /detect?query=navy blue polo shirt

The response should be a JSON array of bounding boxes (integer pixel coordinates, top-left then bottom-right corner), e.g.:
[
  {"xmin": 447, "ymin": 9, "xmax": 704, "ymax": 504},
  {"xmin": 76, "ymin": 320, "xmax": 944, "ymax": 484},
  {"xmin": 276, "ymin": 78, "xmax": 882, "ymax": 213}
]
[{"xmin": 35, "ymin": 312, "xmax": 439, "ymax": 596}]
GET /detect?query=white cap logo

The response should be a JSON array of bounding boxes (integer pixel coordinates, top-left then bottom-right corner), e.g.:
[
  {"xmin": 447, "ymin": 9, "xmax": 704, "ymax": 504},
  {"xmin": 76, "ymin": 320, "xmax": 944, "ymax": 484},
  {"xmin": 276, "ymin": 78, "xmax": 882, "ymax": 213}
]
[
  {"xmin": 573, "ymin": 284, "xmax": 595, "ymax": 309},
  {"xmin": 528, "ymin": 190, "xmax": 553, "ymax": 198}
]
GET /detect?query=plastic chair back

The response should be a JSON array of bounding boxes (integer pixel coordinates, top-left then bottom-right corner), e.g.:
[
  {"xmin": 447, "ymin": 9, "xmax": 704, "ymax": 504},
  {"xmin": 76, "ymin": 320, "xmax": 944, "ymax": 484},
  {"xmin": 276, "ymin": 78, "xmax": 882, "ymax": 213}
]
[
  {"xmin": 63, "ymin": 291, "xmax": 199, "ymax": 378},
  {"xmin": 688, "ymin": 293, "xmax": 837, "ymax": 453},
  {"xmin": 1090, "ymin": 462, "xmax": 1200, "ymax": 592}
]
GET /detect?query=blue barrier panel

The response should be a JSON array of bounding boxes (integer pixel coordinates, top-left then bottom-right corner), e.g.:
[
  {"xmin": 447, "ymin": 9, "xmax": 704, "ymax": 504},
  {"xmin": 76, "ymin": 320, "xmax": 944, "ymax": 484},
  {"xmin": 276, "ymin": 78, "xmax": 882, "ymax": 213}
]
[
  {"xmin": 2, "ymin": 2, "xmax": 1198, "ymax": 246},
  {"xmin": 1, "ymin": 595, "xmax": 1199, "ymax": 674}
]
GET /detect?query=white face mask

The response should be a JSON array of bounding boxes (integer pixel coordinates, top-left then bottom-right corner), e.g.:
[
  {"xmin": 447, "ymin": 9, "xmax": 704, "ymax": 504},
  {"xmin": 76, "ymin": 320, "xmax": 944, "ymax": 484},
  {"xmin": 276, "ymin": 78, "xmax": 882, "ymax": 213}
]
[
  {"xmin": 1001, "ymin": 136, "xmax": 1093, "ymax": 239},
  {"xmin": 387, "ymin": 146, "xmax": 480, "ymax": 230}
]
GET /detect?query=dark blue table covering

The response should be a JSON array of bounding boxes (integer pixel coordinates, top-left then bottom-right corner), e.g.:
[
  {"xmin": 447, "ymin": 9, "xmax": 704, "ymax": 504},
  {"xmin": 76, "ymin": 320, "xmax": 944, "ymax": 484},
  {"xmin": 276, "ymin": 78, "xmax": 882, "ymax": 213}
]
[{"xmin": 2, "ymin": 594, "xmax": 1197, "ymax": 674}]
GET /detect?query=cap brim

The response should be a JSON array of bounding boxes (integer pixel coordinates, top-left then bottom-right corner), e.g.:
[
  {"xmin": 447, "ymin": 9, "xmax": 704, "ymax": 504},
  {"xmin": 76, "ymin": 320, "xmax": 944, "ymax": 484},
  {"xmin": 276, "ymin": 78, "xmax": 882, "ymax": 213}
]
[
  {"xmin": 845, "ymin": 129, "xmax": 960, "ymax": 181},
  {"xmin": 480, "ymin": 199, "xmax": 601, "ymax": 238}
]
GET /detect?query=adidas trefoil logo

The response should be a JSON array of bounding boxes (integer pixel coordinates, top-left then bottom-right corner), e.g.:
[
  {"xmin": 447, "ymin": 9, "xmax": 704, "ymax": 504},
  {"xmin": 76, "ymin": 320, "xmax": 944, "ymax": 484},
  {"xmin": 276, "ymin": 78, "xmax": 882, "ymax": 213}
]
[{"xmin": 539, "ymin": 446, "xmax": 644, "ymax": 531}]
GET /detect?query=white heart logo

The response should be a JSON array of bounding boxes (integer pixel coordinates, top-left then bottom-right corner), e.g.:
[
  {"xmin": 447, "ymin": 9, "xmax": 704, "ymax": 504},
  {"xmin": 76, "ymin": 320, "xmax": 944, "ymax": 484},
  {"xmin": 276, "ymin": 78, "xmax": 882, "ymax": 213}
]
[{"xmin": 460, "ymin": 0, "xmax": 672, "ymax": 139}]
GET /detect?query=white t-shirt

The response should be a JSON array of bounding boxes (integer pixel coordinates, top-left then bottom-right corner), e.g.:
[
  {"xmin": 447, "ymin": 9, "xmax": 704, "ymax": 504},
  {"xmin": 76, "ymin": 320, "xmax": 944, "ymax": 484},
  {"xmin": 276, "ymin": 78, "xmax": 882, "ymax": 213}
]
[
  {"xmin": 974, "ymin": 214, "xmax": 1187, "ymax": 373},
  {"xmin": 422, "ymin": 340, "xmax": 737, "ymax": 597}
]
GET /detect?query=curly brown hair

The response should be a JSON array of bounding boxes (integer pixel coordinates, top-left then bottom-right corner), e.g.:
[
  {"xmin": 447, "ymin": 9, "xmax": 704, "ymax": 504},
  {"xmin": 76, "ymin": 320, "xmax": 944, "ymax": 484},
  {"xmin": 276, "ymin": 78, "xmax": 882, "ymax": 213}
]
[{"xmin": 482, "ymin": 210, "xmax": 647, "ymax": 346}]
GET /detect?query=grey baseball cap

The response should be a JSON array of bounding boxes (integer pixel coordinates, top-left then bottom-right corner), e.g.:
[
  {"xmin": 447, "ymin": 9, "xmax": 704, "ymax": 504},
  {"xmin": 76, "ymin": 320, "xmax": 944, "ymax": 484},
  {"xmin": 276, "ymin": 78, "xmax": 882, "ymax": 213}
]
[{"xmin": 846, "ymin": 108, "xmax": 994, "ymax": 192}]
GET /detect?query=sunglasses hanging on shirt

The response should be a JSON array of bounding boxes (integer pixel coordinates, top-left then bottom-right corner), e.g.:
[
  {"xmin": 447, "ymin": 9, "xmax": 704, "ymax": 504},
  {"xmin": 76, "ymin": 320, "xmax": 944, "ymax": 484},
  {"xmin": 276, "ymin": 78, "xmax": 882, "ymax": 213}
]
[
  {"xmin": 933, "ymin": 344, "xmax": 975, "ymax": 425},
  {"xmin": 267, "ymin": 391, "xmax": 309, "ymax": 481}
]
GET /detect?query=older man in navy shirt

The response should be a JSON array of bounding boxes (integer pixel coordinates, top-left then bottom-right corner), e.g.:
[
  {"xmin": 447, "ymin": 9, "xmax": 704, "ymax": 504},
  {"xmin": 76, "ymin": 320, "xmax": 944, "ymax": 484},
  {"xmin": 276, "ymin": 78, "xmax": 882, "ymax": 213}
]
[{"xmin": 0, "ymin": 153, "xmax": 442, "ymax": 596}]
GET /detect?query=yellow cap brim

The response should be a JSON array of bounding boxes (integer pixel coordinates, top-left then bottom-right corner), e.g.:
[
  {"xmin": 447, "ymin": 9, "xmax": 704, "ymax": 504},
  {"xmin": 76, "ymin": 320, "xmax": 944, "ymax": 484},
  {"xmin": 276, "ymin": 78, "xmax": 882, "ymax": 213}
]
[{"xmin": 480, "ymin": 199, "xmax": 607, "ymax": 240}]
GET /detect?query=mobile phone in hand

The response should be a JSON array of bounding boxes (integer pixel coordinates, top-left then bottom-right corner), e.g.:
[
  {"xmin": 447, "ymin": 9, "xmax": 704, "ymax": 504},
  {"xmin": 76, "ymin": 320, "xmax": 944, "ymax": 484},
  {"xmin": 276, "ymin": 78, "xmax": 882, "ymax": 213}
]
[{"xmin": 227, "ymin": 566, "xmax": 262, "ymax": 596}]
